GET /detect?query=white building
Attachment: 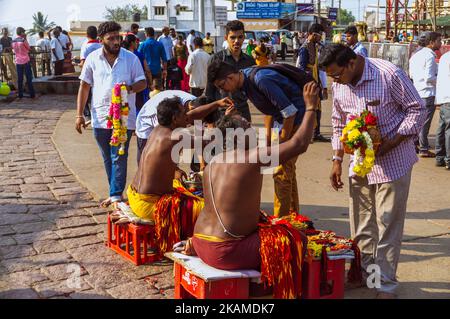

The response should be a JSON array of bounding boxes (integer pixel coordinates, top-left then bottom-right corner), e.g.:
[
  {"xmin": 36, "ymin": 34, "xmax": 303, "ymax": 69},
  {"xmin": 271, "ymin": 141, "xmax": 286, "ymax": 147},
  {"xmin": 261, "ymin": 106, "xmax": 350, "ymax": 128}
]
[{"xmin": 145, "ymin": 0, "xmax": 236, "ymax": 36}]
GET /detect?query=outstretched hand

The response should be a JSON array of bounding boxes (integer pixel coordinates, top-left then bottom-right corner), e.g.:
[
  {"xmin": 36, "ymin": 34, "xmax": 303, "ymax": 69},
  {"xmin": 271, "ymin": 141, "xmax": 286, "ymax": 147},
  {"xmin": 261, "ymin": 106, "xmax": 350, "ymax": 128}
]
[{"xmin": 217, "ymin": 97, "xmax": 234, "ymax": 108}]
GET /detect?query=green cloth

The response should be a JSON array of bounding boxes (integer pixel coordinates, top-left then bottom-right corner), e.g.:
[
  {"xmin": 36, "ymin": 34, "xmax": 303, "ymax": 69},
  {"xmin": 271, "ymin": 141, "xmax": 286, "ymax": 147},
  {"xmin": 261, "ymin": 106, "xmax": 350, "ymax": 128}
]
[{"xmin": 246, "ymin": 44, "xmax": 256, "ymax": 57}]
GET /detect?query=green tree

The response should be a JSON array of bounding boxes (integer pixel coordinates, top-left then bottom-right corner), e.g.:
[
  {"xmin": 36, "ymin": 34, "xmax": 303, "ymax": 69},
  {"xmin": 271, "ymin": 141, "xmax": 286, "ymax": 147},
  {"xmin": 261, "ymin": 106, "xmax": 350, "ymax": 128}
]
[
  {"xmin": 338, "ymin": 8, "xmax": 356, "ymax": 25},
  {"xmin": 104, "ymin": 4, "xmax": 148, "ymax": 22},
  {"xmin": 27, "ymin": 11, "xmax": 56, "ymax": 35}
]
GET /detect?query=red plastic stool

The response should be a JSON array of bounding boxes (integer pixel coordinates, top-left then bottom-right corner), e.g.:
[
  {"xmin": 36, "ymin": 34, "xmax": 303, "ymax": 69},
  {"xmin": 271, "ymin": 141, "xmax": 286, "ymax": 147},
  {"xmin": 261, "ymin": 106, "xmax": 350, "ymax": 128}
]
[
  {"xmin": 106, "ymin": 214, "xmax": 162, "ymax": 265},
  {"xmin": 166, "ymin": 252, "xmax": 261, "ymax": 299},
  {"xmin": 302, "ymin": 258, "xmax": 345, "ymax": 299}
]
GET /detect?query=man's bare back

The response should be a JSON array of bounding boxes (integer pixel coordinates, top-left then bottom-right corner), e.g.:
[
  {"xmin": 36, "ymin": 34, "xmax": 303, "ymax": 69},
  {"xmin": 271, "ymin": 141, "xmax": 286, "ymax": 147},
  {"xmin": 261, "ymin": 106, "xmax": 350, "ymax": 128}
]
[
  {"xmin": 131, "ymin": 125, "xmax": 179, "ymax": 195},
  {"xmin": 194, "ymin": 150, "xmax": 264, "ymax": 240}
]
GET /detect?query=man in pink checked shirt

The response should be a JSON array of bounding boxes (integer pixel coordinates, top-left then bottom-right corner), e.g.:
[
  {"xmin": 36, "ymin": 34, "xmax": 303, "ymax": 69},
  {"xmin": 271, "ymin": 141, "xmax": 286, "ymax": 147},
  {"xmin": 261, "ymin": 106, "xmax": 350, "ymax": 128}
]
[{"xmin": 319, "ymin": 44, "xmax": 426, "ymax": 299}]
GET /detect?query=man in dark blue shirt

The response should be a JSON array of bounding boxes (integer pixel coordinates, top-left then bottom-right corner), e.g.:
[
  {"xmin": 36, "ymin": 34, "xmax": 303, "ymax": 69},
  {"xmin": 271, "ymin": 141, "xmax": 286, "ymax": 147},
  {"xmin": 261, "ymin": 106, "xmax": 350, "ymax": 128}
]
[
  {"xmin": 207, "ymin": 59, "xmax": 316, "ymax": 217},
  {"xmin": 138, "ymin": 27, "xmax": 168, "ymax": 90}
]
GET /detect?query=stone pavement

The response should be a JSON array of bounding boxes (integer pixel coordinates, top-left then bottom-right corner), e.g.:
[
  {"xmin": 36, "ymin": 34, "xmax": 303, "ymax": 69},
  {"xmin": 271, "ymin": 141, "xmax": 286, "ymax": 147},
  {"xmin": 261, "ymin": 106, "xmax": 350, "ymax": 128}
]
[
  {"xmin": 1, "ymin": 94, "xmax": 449, "ymax": 299},
  {"xmin": 0, "ymin": 96, "xmax": 174, "ymax": 299}
]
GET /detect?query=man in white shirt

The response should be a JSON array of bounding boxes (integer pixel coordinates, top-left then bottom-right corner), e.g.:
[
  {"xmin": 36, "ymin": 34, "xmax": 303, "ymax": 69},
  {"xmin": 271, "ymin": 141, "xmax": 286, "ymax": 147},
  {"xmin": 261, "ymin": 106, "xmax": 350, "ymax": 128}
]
[
  {"xmin": 185, "ymin": 37, "xmax": 210, "ymax": 97},
  {"xmin": 56, "ymin": 26, "xmax": 70, "ymax": 54},
  {"xmin": 409, "ymin": 31, "xmax": 441, "ymax": 157},
  {"xmin": 135, "ymin": 90, "xmax": 233, "ymax": 163},
  {"xmin": 435, "ymin": 50, "xmax": 450, "ymax": 170},
  {"xmin": 136, "ymin": 90, "xmax": 196, "ymax": 163},
  {"xmin": 36, "ymin": 31, "xmax": 51, "ymax": 76},
  {"xmin": 186, "ymin": 29, "xmax": 196, "ymax": 54},
  {"xmin": 158, "ymin": 26, "xmax": 174, "ymax": 61},
  {"xmin": 76, "ymin": 21, "xmax": 147, "ymax": 208},
  {"xmin": 50, "ymin": 29, "xmax": 65, "ymax": 75}
]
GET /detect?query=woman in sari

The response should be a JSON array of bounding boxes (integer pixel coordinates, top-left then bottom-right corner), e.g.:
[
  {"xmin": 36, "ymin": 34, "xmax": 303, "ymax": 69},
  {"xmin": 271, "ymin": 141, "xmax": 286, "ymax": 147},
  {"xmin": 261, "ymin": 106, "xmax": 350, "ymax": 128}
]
[{"xmin": 173, "ymin": 35, "xmax": 190, "ymax": 92}]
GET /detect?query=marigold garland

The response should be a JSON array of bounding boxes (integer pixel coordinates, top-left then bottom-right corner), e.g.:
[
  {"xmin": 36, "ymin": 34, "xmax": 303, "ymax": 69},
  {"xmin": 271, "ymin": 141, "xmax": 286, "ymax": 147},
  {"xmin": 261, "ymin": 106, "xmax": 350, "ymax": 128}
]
[
  {"xmin": 340, "ymin": 110, "xmax": 381, "ymax": 177},
  {"xmin": 106, "ymin": 84, "xmax": 129, "ymax": 155}
]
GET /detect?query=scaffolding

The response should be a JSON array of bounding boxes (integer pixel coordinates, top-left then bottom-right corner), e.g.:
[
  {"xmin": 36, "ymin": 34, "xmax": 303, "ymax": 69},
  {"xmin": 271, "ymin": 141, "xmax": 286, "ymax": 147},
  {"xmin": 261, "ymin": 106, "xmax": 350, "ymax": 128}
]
[{"xmin": 386, "ymin": 0, "xmax": 449, "ymax": 36}]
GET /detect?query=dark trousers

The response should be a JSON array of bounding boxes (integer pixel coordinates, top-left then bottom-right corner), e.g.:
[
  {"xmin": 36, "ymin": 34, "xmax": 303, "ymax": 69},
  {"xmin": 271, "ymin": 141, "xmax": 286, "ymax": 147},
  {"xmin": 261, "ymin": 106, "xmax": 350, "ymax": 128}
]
[
  {"xmin": 16, "ymin": 62, "xmax": 35, "ymax": 98},
  {"xmin": 41, "ymin": 55, "xmax": 51, "ymax": 76},
  {"xmin": 281, "ymin": 43, "xmax": 287, "ymax": 60},
  {"xmin": 54, "ymin": 60, "xmax": 64, "ymax": 76},
  {"xmin": 190, "ymin": 87, "xmax": 204, "ymax": 97},
  {"xmin": 418, "ymin": 96, "xmax": 436, "ymax": 151},
  {"xmin": 168, "ymin": 80, "xmax": 181, "ymax": 90}
]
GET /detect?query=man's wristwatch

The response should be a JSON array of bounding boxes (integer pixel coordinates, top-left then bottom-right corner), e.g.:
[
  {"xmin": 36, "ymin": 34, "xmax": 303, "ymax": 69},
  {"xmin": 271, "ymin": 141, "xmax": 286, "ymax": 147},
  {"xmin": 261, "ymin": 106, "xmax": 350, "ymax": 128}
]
[{"xmin": 332, "ymin": 155, "xmax": 343, "ymax": 162}]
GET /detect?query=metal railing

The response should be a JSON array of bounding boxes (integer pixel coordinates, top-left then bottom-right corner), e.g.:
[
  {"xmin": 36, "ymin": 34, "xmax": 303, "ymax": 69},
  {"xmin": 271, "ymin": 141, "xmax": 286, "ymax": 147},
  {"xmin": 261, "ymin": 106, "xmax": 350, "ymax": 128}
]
[
  {"xmin": 0, "ymin": 47, "xmax": 81, "ymax": 83},
  {"xmin": 362, "ymin": 42, "xmax": 450, "ymax": 75}
]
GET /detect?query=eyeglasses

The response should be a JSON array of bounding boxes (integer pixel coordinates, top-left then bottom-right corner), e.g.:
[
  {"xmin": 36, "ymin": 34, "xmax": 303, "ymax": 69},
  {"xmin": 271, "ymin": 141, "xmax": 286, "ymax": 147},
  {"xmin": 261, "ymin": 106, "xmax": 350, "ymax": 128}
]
[{"xmin": 328, "ymin": 66, "xmax": 347, "ymax": 80}]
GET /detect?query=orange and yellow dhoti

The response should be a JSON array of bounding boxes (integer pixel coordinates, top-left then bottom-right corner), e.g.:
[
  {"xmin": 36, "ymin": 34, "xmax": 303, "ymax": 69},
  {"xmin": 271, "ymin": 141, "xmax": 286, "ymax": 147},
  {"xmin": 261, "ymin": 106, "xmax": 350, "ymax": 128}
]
[{"xmin": 127, "ymin": 179, "xmax": 204, "ymax": 254}]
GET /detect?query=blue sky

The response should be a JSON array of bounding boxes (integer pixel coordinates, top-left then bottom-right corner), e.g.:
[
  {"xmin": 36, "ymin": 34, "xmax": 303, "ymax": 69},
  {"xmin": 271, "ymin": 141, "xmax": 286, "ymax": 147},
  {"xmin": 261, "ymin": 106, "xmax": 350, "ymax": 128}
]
[{"xmin": 0, "ymin": 0, "xmax": 384, "ymax": 30}]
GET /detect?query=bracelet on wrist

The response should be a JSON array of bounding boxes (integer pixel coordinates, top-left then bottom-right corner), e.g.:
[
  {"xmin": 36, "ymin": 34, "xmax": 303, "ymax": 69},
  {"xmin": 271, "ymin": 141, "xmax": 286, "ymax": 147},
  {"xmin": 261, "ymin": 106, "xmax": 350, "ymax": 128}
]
[
  {"xmin": 332, "ymin": 155, "xmax": 343, "ymax": 162},
  {"xmin": 76, "ymin": 115, "xmax": 84, "ymax": 118},
  {"xmin": 305, "ymin": 108, "xmax": 316, "ymax": 112}
]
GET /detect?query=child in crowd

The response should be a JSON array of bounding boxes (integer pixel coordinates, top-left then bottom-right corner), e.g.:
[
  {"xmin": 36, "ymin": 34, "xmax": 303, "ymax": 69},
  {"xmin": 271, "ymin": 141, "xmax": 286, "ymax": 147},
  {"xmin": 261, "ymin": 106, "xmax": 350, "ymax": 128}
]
[{"xmin": 166, "ymin": 57, "xmax": 183, "ymax": 90}]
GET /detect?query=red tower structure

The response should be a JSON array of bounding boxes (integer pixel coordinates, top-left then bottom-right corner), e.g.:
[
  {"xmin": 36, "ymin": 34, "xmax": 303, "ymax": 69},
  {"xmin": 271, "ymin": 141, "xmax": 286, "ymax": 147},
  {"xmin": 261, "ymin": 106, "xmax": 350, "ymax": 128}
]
[{"xmin": 385, "ymin": 0, "xmax": 418, "ymax": 37}]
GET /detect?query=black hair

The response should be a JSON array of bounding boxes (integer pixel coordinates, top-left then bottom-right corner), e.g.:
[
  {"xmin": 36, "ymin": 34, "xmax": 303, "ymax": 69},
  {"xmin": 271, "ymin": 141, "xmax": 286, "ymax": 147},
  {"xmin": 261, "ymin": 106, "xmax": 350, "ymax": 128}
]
[
  {"xmin": 62, "ymin": 30, "xmax": 69, "ymax": 35},
  {"xmin": 318, "ymin": 43, "xmax": 357, "ymax": 69},
  {"xmin": 86, "ymin": 26, "xmax": 98, "ymax": 39},
  {"xmin": 308, "ymin": 23, "xmax": 324, "ymax": 34},
  {"xmin": 216, "ymin": 115, "xmax": 245, "ymax": 150},
  {"xmin": 98, "ymin": 21, "xmax": 122, "ymax": 38},
  {"xmin": 157, "ymin": 97, "xmax": 183, "ymax": 126},
  {"xmin": 204, "ymin": 109, "xmax": 220, "ymax": 125},
  {"xmin": 122, "ymin": 34, "xmax": 137, "ymax": 50},
  {"xmin": 190, "ymin": 29, "xmax": 195, "ymax": 35},
  {"xmin": 207, "ymin": 59, "xmax": 238, "ymax": 83},
  {"xmin": 16, "ymin": 27, "xmax": 25, "ymax": 36},
  {"xmin": 145, "ymin": 27, "xmax": 154, "ymax": 37},
  {"xmin": 38, "ymin": 31, "xmax": 44, "ymax": 38},
  {"xmin": 55, "ymin": 26, "xmax": 63, "ymax": 32},
  {"xmin": 168, "ymin": 57, "xmax": 178, "ymax": 66},
  {"xmin": 131, "ymin": 23, "xmax": 139, "ymax": 30},
  {"xmin": 344, "ymin": 26, "xmax": 358, "ymax": 35},
  {"xmin": 418, "ymin": 31, "xmax": 441, "ymax": 47},
  {"xmin": 225, "ymin": 20, "xmax": 244, "ymax": 35},
  {"xmin": 206, "ymin": 32, "xmax": 211, "ymax": 36},
  {"xmin": 193, "ymin": 37, "xmax": 203, "ymax": 48}
]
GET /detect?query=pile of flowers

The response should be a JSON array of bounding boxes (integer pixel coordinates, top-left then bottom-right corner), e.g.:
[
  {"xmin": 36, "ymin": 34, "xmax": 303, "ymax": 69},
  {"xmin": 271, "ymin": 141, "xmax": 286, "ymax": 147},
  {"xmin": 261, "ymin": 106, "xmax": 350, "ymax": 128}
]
[
  {"xmin": 107, "ymin": 84, "xmax": 129, "ymax": 155},
  {"xmin": 340, "ymin": 110, "xmax": 381, "ymax": 177},
  {"xmin": 306, "ymin": 230, "xmax": 355, "ymax": 259}
]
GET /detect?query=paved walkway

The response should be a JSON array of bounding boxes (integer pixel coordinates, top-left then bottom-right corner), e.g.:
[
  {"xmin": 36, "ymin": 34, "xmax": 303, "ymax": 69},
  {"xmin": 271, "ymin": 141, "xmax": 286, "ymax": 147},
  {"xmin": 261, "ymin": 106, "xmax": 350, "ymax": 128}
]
[
  {"xmin": 0, "ymin": 96, "xmax": 173, "ymax": 299},
  {"xmin": 1, "ymin": 94, "xmax": 449, "ymax": 299}
]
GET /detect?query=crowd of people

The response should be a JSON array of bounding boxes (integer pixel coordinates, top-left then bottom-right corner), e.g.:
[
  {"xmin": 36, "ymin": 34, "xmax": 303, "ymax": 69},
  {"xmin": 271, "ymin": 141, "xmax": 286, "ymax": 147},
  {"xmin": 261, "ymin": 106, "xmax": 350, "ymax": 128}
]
[
  {"xmin": 0, "ymin": 25, "xmax": 76, "ymax": 99},
  {"xmin": 69, "ymin": 17, "xmax": 450, "ymax": 299},
  {"xmin": 0, "ymin": 14, "xmax": 447, "ymax": 298}
]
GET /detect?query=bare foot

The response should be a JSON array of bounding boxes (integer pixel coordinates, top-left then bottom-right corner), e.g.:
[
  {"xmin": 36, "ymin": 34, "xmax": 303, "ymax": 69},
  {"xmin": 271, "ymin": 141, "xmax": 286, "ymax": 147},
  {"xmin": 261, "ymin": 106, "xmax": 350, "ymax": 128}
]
[
  {"xmin": 173, "ymin": 238, "xmax": 197, "ymax": 256},
  {"xmin": 100, "ymin": 198, "xmax": 112, "ymax": 208}
]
